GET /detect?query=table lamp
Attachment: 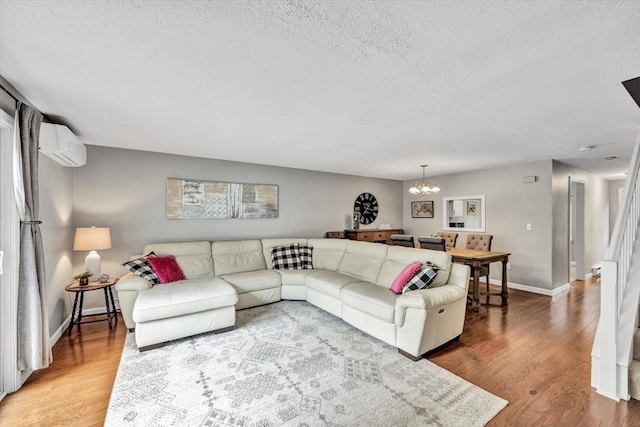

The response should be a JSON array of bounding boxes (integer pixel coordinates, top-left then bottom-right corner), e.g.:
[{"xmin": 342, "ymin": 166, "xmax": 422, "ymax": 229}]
[{"xmin": 73, "ymin": 226, "xmax": 111, "ymax": 278}]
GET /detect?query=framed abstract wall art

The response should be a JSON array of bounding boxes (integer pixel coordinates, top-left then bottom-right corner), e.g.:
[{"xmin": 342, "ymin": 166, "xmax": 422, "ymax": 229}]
[{"xmin": 167, "ymin": 178, "xmax": 278, "ymax": 219}]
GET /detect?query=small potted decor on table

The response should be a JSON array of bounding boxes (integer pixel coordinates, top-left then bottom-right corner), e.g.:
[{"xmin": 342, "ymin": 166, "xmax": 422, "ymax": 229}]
[{"xmin": 73, "ymin": 271, "xmax": 93, "ymax": 287}]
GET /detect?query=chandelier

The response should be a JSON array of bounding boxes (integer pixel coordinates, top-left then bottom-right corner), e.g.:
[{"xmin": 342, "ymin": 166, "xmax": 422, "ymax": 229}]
[{"xmin": 409, "ymin": 164, "xmax": 441, "ymax": 195}]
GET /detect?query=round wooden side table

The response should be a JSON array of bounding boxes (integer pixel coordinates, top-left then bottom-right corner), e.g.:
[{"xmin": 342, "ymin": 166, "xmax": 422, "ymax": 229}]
[{"xmin": 65, "ymin": 277, "xmax": 119, "ymax": 336}]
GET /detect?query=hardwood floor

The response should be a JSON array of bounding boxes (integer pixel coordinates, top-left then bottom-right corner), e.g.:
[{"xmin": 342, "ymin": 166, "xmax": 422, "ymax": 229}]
[
  {"xmin": 1, "ymin": 277, "xmax": 640, "ymax": 426},
  {"xmin": 431, "ymin": 277, "xmax": 640, "ymax": 426},
  {"xmin": 0, "ymin": 315, "xmax": 128, "ymax": 427}
]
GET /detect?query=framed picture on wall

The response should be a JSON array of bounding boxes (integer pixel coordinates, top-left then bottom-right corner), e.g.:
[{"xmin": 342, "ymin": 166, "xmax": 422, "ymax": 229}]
[
  {"xmin": 467, "ymin": 201, "xmax": 477, "ymax": 215},
  {"xmin": 411, "ymin": 201, "xmax": 434, "ymax": 218}
]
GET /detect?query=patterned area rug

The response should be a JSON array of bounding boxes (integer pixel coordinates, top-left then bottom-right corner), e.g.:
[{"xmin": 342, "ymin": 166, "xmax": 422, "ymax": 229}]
[{"xmin": 105, "ymin": 301, "xmax": 507, "ymax": 426}]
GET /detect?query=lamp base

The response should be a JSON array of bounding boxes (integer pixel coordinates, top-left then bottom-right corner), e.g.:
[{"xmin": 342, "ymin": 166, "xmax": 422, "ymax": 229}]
[{"xmin": 85, "ymin": 250, "xmax": 101, "ymax": 278}]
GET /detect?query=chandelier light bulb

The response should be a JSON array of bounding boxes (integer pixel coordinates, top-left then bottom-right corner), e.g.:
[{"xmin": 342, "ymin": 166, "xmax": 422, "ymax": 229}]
[{"xmin": 408, "ymin": 164, "xmax": 442, "ymax": 195}]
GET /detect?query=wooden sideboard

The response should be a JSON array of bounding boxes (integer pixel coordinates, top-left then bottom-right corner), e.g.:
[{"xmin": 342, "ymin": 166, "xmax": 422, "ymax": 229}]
[{"xmin": 343, "ymin": 229, "xmax": 405, "ymax": 245}]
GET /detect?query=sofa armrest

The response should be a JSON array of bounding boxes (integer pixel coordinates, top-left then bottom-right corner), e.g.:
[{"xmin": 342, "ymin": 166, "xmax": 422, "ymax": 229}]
[
  {"xmin": 115, "ymin": 273, "xmax": 153, "ymax": 330},
  {"xmin": 115, "ymin": 272, "xmax": 153, "ymax": 292},
  {"xmin": 447, "ymin": 263, "xmax": 471, "ymax": 292},
  {"xmin": 394, "ymin": 284, "xmax": 467, "ymax": 327}
]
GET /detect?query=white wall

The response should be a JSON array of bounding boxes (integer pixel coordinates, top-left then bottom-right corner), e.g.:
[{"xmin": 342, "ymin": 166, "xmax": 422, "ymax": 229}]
[
  {"xmin": 47, "ymin": 145, "xmax": 613, "ymax": 315},
  {"xmin": 403, "ymin": 160, "xmax": 554, "ymax": 290},
  {"xmin": 551, "ymin": 161, "xmax": 610, "ymax": 288},
  {"xmin": 609, "ymin": 179, "xmax": 626, "ymax": 237},
  {"xmin": 72, "ymin": 145, "xmax": 404, "ymax": 308},
  {"xmin": 38, "ymin": 155, "xmax": 74, "ymax": 337}
]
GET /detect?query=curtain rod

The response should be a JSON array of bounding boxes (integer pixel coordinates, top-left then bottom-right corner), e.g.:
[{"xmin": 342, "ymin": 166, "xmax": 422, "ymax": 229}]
[
  {"xmin": 0, "ymin": 84, "xmax": 19, "ymax": 103},
  {"xmin": 0, "ymin": 82, "xmax": 52, "ymax": 122}
]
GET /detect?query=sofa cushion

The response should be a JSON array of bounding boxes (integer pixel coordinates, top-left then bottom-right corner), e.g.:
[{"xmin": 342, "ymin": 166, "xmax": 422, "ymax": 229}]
[
  {"xmin": 143, "ymin": 241, "xmax": 213, "ymax": 279},
  {"xmin": 337, "ymin": 241, "xmax": 388, "ymax": 283},
  {"xmin": 271, "ymin": 244, "xmax": 302, "ymax": 270},
  {"xmin": 122, "ymin": 253, "xmax": 159, "ymax": 284},
  {"xmin": 220, "ymin": 270, "xmax": 281, "ymax": 294},
  {"xmin": 261, "ymin": 238, "xmax": 309, "ymax": 269},
  {"xmin": 307, "ymin": 238, "xmax": 348, "ymax": 271},
  {"xmin": 146, "ymin": 255, "xmax": 186, "ymax": 284},
  {"xmin": 402, "ymin": 262, "xmax": 440, "ymax": 293},
  {"xmin": 305, "ymin": 270, "xmax": 363, "ymax": 300},
  {"xmin": 341, "ymin": 282, "xmax": 397, "ymax": 323},
  {"xmin": 212, "ymin": 240, "xmax": 266, "ymax": 275},
  {"xmin": 132, "ymin": 275, "xmax": 238, "ymax": 323}
]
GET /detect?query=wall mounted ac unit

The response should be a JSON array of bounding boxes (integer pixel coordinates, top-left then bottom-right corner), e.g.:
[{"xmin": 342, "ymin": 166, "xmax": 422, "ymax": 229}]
[{"xmin": 39, "ymin": 123, "xmax": 87, "ymax": 167}]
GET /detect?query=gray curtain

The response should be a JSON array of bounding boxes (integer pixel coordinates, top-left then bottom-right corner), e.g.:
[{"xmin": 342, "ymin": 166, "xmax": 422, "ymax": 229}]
[{"xmin": 16, "ymin": 101, "xmax": 52, "ymax": 371}]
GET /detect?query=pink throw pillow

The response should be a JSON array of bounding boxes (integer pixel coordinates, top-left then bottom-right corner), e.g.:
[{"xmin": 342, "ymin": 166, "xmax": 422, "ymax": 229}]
[
  {"xmin": 390, "ymin": 262, "xmax": 423, "ymax": 294},
  {"xmin": 147, "ymin": 255, "xmax": 186, "ymax": 284}
]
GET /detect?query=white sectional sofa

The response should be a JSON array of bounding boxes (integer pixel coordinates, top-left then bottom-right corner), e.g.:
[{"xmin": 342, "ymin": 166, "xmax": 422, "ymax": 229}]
[{"xmin": 115, "ymin": 238, "xmax": 470, "ymax": 360}]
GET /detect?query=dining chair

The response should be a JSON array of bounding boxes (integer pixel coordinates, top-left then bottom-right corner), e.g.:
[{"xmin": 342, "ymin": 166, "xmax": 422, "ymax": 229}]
[
  {"xmin": 390, "ymin": 234, "xmax": 415, "ymax": 247},
  {"xmin": 417, "ymin": 237, "xmax": 446, "ymax": 251},
  {"xmin": 435, "ymin": 232, "xmax": 458, "ymax": 250},
  {"xmin": 465, "ymin": 233, "xmax": 494, "ymax": 291}
]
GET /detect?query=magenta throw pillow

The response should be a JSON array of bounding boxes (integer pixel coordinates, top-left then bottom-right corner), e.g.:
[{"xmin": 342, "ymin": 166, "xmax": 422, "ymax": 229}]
[
  {"xmin": 146, "ymin": 255, "xmax": 186, "ymax": 284},
  {"xmin": 390, "ymin": 262, "xmax": 423, "ymax": 294}
]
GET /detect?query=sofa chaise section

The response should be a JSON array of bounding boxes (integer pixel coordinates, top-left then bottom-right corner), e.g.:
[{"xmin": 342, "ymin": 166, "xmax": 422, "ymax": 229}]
[
  {"xmin": 133, "ymin": 275, "xmax": 238, "ymax": 350},
  {"xmin": 116, "ymin": 241, "xmax": 214, "ymax": 331}
]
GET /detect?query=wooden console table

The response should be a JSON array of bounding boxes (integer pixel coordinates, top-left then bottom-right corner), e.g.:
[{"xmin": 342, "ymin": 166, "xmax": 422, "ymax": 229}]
[
  {"xmin": 448, "ymin": 248, "xmax": 511, "ymax": 312},
  {"xmin": 344, "ymin": 229, "xmax": 404, "ymax": 245}
]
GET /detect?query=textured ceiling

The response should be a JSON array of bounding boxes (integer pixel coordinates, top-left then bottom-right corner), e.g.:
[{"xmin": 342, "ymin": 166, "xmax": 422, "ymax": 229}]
[{"xmin": 1, "ymin": 1, "xmax": 639, "ymax": 181}]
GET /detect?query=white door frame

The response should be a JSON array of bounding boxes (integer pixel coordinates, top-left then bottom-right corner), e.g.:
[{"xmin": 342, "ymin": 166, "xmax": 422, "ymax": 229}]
[
  {"xmin": 0, "ymin": 108, "xmax": 20, "ymax": 399},
  {"xmin": 569, "ymin": 177, "xmax": 586, "ymax": 281}
]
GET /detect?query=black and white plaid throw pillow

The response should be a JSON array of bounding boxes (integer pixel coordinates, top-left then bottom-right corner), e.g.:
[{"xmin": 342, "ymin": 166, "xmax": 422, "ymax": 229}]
[
  {"xmin": 271, "ymin": 244, "xmax": 302, "ymax": 270},
  {"xmin": 122, "ymin": 252, "xmax": 160, "ymax": 284},
  {"xmin": 298, "ymin": 245, "xmax": 314, "ymax": 269},
  {"xmin": 401, "ymin": 262, "xmax": 440, "ymax": 293}
]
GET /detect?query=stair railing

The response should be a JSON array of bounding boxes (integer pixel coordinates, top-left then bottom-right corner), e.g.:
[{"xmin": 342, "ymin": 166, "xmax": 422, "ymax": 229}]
[{"xmin": 592, "ymin": 134, "xmax": 640, "ymax": 401}]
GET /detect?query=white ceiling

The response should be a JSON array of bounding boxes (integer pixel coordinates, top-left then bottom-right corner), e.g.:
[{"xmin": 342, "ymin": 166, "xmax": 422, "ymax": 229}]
[{"xmin": 1, "ymin": 1, "xmax": 639, "ymax": 181}]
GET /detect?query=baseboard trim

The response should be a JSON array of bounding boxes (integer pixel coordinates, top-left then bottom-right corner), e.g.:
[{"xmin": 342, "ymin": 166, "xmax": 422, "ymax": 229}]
[
  {"xmin": 50, "ymin": 304, "xmax": 121, "ymax": 348},
  {"xmin": 489, "ymin": 279, "xmax": 570, "ymax": 297},
  {"xmin": 551, "ymin": 283, "xmax": 571, "ymax": 296},
  {"xmin": 50, "ymin": 315, "xmax": 72, "ymax": 348}
]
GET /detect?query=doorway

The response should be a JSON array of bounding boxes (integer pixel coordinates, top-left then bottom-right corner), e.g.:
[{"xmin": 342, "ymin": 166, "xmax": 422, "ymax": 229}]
[
  {"xmin": 569, "ymin": 178, "xmax": 586, "ymax": 282},
  {"xmin": 0, "ymin": 108, "xmax": 19, "ymax": 400}
]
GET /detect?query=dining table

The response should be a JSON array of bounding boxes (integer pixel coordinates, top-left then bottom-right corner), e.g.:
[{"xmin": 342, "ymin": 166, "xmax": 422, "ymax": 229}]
[{"xmin": 447, "ymin": 248, "xmax": 511, "ymax": 312}]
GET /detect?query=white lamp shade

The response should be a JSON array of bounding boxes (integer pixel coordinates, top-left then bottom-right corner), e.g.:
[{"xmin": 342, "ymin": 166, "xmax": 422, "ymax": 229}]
[
  {"xmin": 74, "ymin": 226, "xmax": 111, "ymax": 277},
  {"xmin": 73, "ymin": 226, "xmax": 111, "ymax": 251}
]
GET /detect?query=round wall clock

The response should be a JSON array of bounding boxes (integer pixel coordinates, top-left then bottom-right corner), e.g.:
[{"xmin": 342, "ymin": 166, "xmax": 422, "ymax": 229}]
[{"xmin": 354, "ymin": 193, "xmax": 379, "ymax": 225}]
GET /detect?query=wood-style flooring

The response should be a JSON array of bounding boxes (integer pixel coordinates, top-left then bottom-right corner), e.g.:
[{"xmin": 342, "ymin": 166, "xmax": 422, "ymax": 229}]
[{"xmin": 1, "ymin": 277, "xmax": 640, "ymax": 426}]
